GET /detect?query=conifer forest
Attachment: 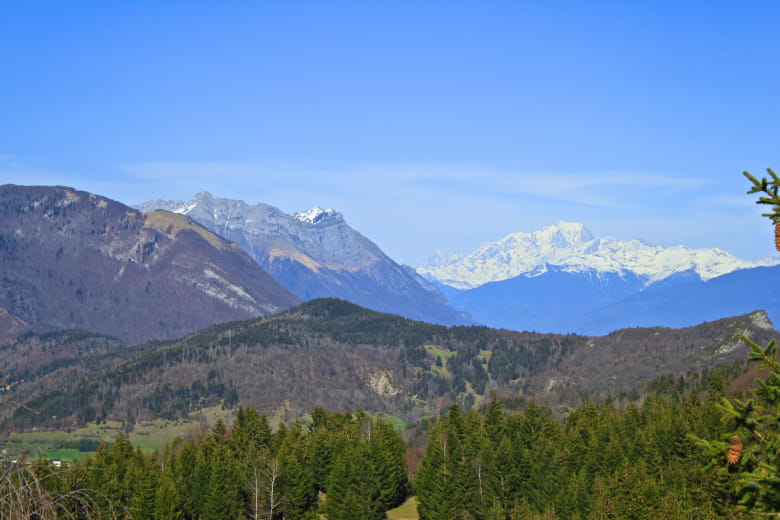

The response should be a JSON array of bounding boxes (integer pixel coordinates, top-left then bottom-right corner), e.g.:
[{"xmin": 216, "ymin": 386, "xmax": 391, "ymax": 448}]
[{"xmin": 0, "ymin": 374, "xmax": 774, "ymax": 519}]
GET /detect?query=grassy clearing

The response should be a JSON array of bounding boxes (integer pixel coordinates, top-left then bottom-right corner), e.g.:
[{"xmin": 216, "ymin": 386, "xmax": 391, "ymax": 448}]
[
  {"xmin": 46, "ymin": 448, "xmax": 86, "ymax": 461},
  {"xmin": 316, "ymin": 494, "xmax": 418, "ymax": 520},
  {"xmin": 367, "ymin": 411, "xmax": 410, "ymax": 432},
  {"xmin": 387, "ymin": 496, "xmax": 419, "ymax": 520},
  {"xmin": 424, "ymin": 344, "xmax": 455, "ymax": 376}
]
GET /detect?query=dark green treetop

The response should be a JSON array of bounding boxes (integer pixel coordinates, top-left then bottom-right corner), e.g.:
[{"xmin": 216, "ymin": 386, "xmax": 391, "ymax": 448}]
[{"xmin": 744, "ymin": 168, "xmax": 780, "ymax": 224}]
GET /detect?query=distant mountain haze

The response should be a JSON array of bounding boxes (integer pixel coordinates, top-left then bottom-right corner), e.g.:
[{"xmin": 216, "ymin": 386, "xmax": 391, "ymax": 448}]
[
  {"xmin": 418, "ymin": 222, "xmax": 780, "ymax": 334},
  {"xmin": 138, "ymin": 192, "xmax": 472, "ymax": 326},
  {"xmin": 0, "ymin": 185, "xmax": 300, "ymax": 343}
]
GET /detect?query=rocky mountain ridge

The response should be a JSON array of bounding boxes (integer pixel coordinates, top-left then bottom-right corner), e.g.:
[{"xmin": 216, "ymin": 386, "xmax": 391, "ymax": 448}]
[{"xmin": 138, "ymin": 192, "xmax": 471, "ymax": 326}]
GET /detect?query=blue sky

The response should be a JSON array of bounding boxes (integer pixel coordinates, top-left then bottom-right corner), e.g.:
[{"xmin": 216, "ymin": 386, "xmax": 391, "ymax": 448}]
[{"xmin": 1, "ymin": 1, "xmax": 778, "ymax": 264}]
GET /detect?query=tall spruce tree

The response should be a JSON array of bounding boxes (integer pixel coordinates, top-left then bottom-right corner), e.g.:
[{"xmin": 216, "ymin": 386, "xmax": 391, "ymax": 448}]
[
  {"xmin": 155, "ymin": 465, "xmax": 184, "ymax": 520},
  {"xmin": 279, "ymin": 421, "xmax": 318, "ymax": 520}
]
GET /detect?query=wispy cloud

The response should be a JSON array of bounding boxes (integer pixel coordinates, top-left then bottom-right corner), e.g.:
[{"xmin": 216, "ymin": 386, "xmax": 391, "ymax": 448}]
[
  {"xmin": 347, "ymin": 164, "xmax": 709, "ymax": 210},
  {"xmin": 119, "ymin": 160, "xmax": 708, "ymax": 209},
  {"xmin": 1, "ymin": 157, "xmax": 769, "ymax": 263}
]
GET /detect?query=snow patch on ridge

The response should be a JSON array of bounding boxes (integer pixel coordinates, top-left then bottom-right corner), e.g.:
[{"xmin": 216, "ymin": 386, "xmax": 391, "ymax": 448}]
[{"xmin": 292, "ymin": 206, "xmax": 339, "ymax": 225}]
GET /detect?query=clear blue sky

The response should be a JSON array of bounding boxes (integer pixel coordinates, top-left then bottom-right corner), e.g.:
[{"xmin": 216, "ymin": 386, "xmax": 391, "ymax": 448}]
[{"xmin": 1, "ymin": 1, "xmax": 778, "ymax": 264}]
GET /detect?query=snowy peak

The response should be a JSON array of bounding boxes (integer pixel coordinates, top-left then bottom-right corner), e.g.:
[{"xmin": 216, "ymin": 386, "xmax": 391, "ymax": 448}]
[
  {"xmin": 531, "ymin": 221, "xmax": 595, "ymax": 249},
  {"xmin": 292, "ymin": 206, "xmax": 341, "ymax": 225},
  {"xmin": 136, "ymin": 195, "xmax": 378, "ymax": 270},
  {"xmin": 418, "ymin": 222, "xmax": 772, "ymax": 290}
]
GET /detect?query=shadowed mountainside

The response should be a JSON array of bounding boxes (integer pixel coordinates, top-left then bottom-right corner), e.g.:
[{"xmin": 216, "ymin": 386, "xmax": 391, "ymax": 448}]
[{"xmin": 0, "ymin": 185, "xmax": 300, "ymax": 343}]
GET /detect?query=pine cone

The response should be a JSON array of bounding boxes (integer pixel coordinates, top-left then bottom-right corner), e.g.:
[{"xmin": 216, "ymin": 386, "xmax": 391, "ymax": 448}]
[
  {"xmin": 775, "ymin": 223, "xmax": 780, "ymax": 252},
  {"xmin": 727, "ymin": 435, "xmax": 743, "ymax": 465}
]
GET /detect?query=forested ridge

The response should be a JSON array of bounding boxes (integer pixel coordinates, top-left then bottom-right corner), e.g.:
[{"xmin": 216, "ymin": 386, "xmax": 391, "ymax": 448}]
[{"xmin": 2, "ymin": 298, "xmax": 773, "ymax": 432}]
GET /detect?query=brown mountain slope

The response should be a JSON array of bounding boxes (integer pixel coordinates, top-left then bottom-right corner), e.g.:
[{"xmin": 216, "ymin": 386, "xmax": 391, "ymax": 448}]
[{"xmin": 0, "ymin": 185, "xmax": 300, "ymax": 343}]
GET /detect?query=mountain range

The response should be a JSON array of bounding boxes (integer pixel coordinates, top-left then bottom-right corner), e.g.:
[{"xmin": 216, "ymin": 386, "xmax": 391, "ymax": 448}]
[
  {"xmin": 1, "ymin": 184, "xmax": 775, "ymax": 342},
  {"xmin": 418, "ymin": 222, "xmax": 780, "ymax": 334},
  {"xmin": 418, "ymin": 221, "xmax": 775, "ymax": 289},
  {"xmin": 0, "ymin": 185, "xmax": 299, "ymax": 343},
  {"xmin": 0, "ymin": 184, "xmax": 777, "ymax": 436},
  {"xmin": 137, "ymin": 192, "xmax": 471, "ymax": 326}
]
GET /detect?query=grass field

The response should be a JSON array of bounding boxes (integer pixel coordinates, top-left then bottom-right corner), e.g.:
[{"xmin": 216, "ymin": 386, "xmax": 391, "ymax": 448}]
[
  {"xmin": 367, "ymin": 411, "xmax": 410, "ymax": 431},
  {"xmin": 2, "ymin": 406, "xmax": 236, "ymax": 462},
  {"xmin": 387, "ymin": 496, "xmax": 419, "ymax": 520},
  {"xmin": 2, "ymin": 405, "xmax": 412, "ymax": 462},
  {"xmin": 316, "ymin": 494, "xmax": 418, "ymax": 520},
  {"xmin": 424, "ymin": 344, "xmax": 455, "ymax": 376}
]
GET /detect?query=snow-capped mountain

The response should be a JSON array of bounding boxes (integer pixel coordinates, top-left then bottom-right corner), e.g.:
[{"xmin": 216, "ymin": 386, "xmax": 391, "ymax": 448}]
[
  {"xmin": 418, "ymin": 222, "xmax": 767, "ymax": 289},
  {"xmin": 292, "ymin": 206, "xmax": 339, "ymax": 225},
  {"xmin": 137, "ymin": 193, "xmax": 472, "ymax": 326}
]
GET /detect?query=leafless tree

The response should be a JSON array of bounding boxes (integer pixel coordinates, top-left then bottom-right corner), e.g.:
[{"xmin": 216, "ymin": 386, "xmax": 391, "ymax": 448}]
[
  {"xmin": 247, "ymin": 451, "xmax": 283, "ymax": 520},
  {"xmin": 0, "ymin": 460, "xmax": 117, "ymax": 519}
]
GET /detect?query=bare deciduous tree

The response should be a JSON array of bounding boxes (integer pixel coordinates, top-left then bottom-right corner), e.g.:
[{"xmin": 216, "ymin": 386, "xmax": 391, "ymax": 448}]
[{"xmin": 247, "ymin": 451, "xmax": 283, "ymax": 520}]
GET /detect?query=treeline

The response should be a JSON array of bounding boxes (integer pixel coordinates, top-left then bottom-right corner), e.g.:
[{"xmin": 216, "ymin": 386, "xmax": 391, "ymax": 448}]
[
  {"xmin": 27, "ymin": 407, "xmax": 408, "ymax": 520},
  {"xmin": 416, "ymin": 393, "xmax": 740, "ymax": 519}
]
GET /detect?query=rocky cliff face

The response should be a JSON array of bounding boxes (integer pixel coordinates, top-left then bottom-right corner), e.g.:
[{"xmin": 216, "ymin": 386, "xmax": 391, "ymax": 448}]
[
  {"xmin": 138, "ymin": 192, "xmax": 471, "ymax": 326},
  {"xmin": 0, "ymin": 185, "xmax": 299, "ymax": 343}
]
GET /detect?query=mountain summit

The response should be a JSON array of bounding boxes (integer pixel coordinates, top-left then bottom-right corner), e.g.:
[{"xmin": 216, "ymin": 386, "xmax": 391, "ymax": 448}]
[
  {"xmin": 418, "ymin": 221, "xmax": 766, "ymax": 289},
  {"xmin": 292, "ymin": 206, "xmax": 340, "ymax": 225},
  {"xmin": 138, "ymin": 193, "xmax": 472, "ymax": 326}
]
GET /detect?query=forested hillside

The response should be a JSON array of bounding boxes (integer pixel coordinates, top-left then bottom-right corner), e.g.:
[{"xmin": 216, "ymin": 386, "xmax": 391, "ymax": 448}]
[{"xmin": 1, "ymin": 298, "xmax": 774, "ymax": 433}]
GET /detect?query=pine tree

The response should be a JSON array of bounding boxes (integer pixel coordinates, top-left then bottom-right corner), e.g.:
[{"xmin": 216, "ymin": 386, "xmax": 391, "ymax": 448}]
[
  {"xmin": 155, "ymin": 465, "xmax": 184, "ymax": 520},
  {"xmin": 326, "ymin": 441, "xmax": 383, "ymax": 520},
  {"xmin": 370, "ymin": 418, "xmax": 409, "ymax": 511},
  {"xmin": 202, "ymin": 441, "xmax": 244, "ymax": 520},
  {"xmin": 279, "ymin": 421, "xmax": 317, "ymax": 520},
  {"xmin": 233, "ymin": 407, "xmax": 273, "ymax": 455},
  {"xmin": 174, "ymin": 439, "xmax": 200, "ymax": 519},
  {"xmin": 128, "ymin": 448, "xmax": 160, "ymax": 520},
  {"xmin": 693, "ymin": 334, "xmax": 780, "ymax": 513},
  {"xmin": 416, "ymin": 409, "xmax": 464, "ymax": 520}
]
